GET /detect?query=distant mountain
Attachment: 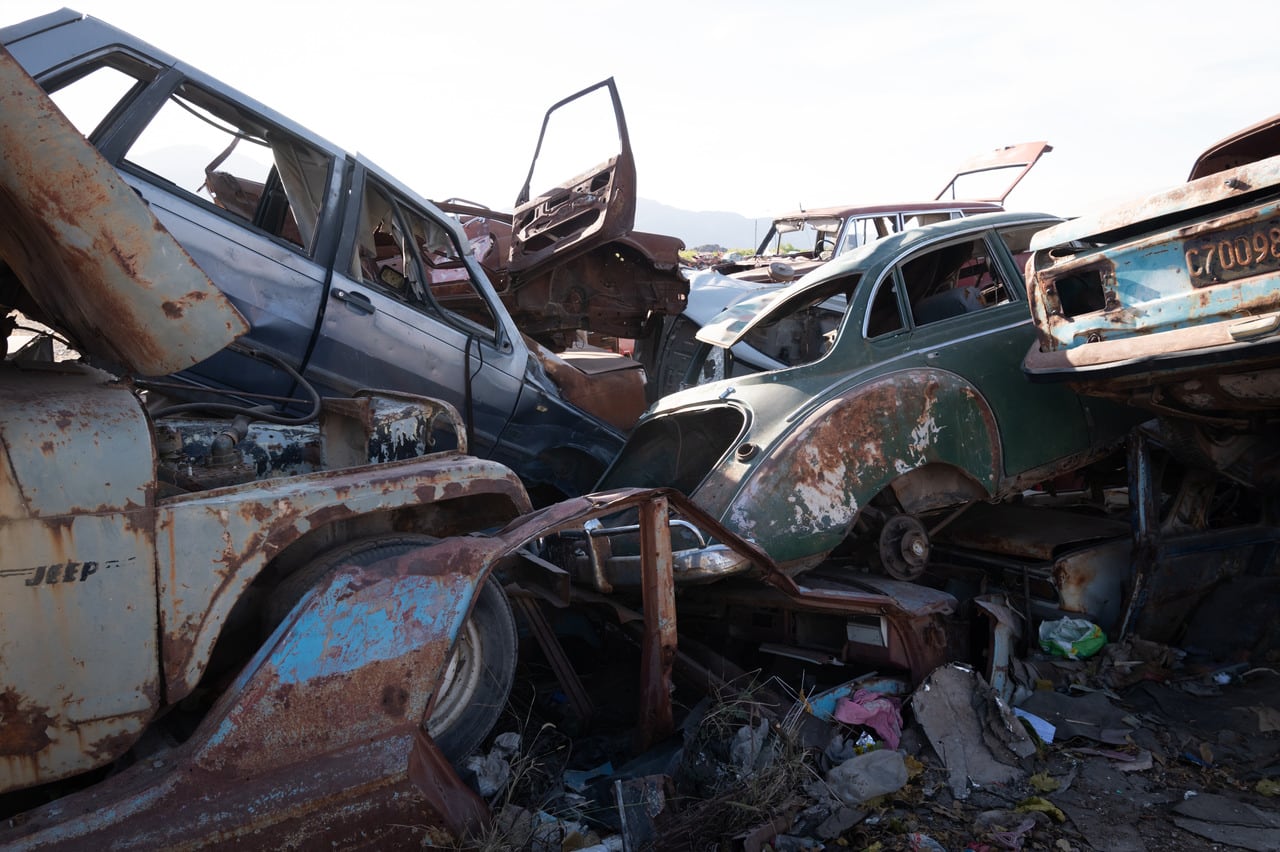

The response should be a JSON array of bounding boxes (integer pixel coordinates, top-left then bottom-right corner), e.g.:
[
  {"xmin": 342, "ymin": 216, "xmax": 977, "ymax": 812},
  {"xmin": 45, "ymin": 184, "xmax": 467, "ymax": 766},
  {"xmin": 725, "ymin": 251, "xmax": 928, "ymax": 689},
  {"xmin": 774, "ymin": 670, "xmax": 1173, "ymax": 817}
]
[{"xmin": 635, "ymin": 198, "xmax": 769, "ymax": 252}]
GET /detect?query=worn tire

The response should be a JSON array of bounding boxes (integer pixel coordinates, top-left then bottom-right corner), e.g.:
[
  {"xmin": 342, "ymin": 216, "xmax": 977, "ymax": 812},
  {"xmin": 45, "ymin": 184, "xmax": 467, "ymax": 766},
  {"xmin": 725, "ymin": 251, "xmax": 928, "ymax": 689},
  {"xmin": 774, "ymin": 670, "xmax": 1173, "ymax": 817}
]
[{"xmin": 264, "ymin": 535, "xmax": 517, "ymax": 762}]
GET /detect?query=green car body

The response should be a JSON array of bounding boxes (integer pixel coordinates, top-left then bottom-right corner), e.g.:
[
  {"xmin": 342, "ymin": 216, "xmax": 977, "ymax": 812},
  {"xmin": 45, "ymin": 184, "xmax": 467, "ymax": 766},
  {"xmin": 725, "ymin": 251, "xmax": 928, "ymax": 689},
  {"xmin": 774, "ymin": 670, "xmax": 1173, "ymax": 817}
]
[{"xmin": 601, "ymin": 211, "xmax": 1140, "ymax": 574}]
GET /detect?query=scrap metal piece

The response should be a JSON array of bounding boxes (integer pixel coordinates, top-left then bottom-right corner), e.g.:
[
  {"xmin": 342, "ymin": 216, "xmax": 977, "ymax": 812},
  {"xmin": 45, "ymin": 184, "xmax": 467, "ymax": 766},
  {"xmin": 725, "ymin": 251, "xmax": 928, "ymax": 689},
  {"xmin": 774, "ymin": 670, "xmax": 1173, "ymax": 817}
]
[
  {"xmin": 0, "ymin": 45, "xmax": 248, "ymax": 375},
  {"xmin": 637, "ymin": 495, "xmax": 677, "ymax": 749},
  {"xmin": 3, "ymin": 546, "xmax": 496, "ymax": 849},
  {"xmin": 409, "ymin": 727, "xmax": 489, "ymax": 841}
]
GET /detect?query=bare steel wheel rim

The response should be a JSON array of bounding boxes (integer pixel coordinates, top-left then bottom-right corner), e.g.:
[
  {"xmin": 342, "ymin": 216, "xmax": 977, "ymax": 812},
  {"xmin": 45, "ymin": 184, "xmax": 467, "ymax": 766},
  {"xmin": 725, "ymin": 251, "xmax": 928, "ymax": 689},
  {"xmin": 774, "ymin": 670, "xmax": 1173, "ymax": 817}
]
[{"xmin": 426, "ymin": 616, "xmax": 483, "ymax": 738}]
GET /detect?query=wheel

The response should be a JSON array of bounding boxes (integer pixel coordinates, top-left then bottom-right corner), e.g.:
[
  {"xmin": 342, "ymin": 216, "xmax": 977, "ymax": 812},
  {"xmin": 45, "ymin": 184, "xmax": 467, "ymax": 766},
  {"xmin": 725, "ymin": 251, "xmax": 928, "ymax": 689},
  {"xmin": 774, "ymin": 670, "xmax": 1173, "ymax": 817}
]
[
  {"xmin": 425, "ymin": 577, "xmax": 517, "ymax": 760},
  {"xmin": 878, "ymin": 514, "xmax": 930, "ymax": 581},
  {"xmin": 264, "ymin": 535, "xmax": 517, "ymax": 762}
]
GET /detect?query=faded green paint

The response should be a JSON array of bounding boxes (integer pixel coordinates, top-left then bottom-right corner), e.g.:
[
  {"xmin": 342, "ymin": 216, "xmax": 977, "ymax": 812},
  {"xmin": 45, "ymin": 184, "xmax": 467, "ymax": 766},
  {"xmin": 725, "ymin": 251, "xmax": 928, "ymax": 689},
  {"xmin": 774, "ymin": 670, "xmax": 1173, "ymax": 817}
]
[
  {"xmin": 722, "ymin": 369, "xmax": 1000, "ymax": 565},
  {"xmin": 609, "ymin": 212, "xmax": 1136, "ymax": 573}
]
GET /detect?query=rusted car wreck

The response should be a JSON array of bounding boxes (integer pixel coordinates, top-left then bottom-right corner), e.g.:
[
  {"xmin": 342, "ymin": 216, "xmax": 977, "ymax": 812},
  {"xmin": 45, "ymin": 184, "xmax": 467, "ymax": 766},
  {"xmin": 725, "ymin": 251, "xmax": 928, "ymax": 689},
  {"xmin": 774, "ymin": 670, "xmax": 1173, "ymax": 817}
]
[
  {"xmin": 4, "ymin": 8, "xmax": 1280, "ymax": 849},
  {"xmin": 1, "ymin": 9, "xmax": 686, "ymax": 504},
  {"xmin": 1024, "ymin": 113, "xmax": 1280, "ymax": 490}
]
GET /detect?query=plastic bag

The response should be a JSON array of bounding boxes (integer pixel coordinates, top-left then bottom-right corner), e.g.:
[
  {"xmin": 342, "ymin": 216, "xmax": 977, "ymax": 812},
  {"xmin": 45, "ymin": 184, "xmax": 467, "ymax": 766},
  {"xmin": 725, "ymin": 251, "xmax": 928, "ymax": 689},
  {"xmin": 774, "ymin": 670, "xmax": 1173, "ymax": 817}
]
[{"xmin": 1038, "ymin": 617, "xmax": 1106, "ymax": 659}]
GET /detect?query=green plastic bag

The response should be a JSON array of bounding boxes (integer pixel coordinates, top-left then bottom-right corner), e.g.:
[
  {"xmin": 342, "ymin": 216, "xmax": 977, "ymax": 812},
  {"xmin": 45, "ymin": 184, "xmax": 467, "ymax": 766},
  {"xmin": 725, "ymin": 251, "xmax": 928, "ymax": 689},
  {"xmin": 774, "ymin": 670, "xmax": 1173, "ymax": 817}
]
[{"xmin": 1038, "ymin": 617, "xmax": 1106, "ymax": 659}]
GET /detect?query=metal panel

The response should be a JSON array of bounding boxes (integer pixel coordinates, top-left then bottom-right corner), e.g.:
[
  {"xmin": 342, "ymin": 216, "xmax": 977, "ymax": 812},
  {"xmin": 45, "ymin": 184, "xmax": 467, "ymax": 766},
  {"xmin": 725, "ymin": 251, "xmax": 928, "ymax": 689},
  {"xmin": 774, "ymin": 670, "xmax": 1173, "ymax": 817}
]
[
  {"xmin": 0, "ymin": 46, "xmax": 248, "ymax": 376},
  {"xmin": 1, "ymin": 548, "xmax": 488, "ymax": 849},
  {"xmin": 0, "ymin": 372, "xmax": 159, "ymax": 793},
  {"xmin": 156, "ymin": 453, "xmax": 530, "ymax": 701}
]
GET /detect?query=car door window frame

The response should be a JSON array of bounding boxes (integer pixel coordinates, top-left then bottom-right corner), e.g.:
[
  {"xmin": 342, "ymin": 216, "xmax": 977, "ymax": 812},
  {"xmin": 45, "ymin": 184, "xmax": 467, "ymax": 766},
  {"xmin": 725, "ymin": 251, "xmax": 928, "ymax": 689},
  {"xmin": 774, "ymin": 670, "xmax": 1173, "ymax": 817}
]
[
  {"xmin": 101, "ymin": 73, "xmax": 334, "ymax": 257},
  {"xmin": 344, "ymin": 173, "xmax": 504, "ymax": 345}
]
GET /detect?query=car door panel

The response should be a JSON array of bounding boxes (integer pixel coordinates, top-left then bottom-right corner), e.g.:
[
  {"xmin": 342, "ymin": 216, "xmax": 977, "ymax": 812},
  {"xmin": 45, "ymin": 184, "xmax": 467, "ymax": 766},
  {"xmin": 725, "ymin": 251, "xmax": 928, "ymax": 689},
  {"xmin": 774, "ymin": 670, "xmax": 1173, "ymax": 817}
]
[{"xmin": 130, "ymin": 178, "xmax": 328, "ymax": 401}]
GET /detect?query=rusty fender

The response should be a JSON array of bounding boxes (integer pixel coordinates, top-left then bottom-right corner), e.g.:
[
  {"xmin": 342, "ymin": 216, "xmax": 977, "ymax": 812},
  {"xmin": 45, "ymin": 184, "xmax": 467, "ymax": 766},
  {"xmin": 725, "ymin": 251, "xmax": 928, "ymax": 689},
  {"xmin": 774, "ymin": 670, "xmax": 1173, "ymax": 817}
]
[
  {"xmin": 719, "ymin": 369, "xmax": 1001, "ymax": 568},
  {"xmin": 0, "ymin": 547, "xmax": 492, "ymax": 850},
  {"xmin": 158, "ymin": 453, "xmax": 529, "ymax": 703}
]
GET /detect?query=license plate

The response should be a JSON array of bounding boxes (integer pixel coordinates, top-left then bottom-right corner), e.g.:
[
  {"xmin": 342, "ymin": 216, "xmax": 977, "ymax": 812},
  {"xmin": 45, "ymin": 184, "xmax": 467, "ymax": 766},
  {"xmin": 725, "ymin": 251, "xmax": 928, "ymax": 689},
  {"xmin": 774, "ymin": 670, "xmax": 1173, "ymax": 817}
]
[{"xmin": 1185, "ymin": 220, "xmax": 1280, "ymax": 287}]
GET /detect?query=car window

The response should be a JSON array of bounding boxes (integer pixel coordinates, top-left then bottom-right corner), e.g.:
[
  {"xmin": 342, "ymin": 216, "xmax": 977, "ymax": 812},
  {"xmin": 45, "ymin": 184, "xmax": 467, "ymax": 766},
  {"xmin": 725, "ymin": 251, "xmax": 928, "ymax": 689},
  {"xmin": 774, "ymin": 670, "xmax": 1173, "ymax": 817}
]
[
  {"xmin": 902, "ymin": 211, "xmax": 958, "ymax": 230},
  {"xmin": 837, "ymin": 215, "xmax": 898, "ymax": 256},
  {"xmin": 898, "ymin": 234, "xmax": 1014, "ymax": 327},
  {"xmin": 865, "ymin": 273, "xmax": 907, "ymax": 338},
  {"xmin": 352, "ymin": 180, "xmax": 497, "ymax": 336},
  {"xmin": 122, "ymin": 82, "xmax": 331, "ymax": 254},
  {"xmin": 735, "ymin": 275, "xmax": 856, "ymax": 367},
  {"xmin": 46, "ymin": 60, "xmax": 151, "ymax": 139},
  {"xmin": 995, "ymin": 221, "xmax": 1047, "ymax": 287}
]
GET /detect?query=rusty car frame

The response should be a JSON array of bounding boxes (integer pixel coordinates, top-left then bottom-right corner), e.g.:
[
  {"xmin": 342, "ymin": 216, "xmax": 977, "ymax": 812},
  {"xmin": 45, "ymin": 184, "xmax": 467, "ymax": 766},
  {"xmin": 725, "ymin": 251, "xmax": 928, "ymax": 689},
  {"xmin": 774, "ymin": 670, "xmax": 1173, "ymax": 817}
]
[
  {"xmin": 713, "ymin": 141, "xmax": 1052, "ymax": 286},
  {"xmin": 0, "ymin": 37, "xmax": 548, "ymax": 848}
]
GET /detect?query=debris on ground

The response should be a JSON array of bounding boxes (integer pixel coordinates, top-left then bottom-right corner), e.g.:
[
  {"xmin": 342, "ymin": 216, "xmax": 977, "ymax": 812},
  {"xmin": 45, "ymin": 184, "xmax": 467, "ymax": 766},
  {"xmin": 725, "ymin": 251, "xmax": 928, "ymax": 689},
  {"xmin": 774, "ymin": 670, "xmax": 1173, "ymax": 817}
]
[{"xmin": 446, "ymin": 631, "xmax": 1280, "ymax": 851}]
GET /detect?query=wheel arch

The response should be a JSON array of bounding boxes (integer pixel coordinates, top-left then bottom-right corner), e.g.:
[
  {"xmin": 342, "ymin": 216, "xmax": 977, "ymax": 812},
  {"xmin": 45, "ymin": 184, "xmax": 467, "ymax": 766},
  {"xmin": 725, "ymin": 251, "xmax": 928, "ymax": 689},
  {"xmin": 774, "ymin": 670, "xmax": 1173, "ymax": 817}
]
[
  {"xmin": 724, "ymin": 368, "xmax": 1001, "ymax": 566},
  {"xmin": 160, "ymin": 461, "xmax": 531, "ymax": 703}
]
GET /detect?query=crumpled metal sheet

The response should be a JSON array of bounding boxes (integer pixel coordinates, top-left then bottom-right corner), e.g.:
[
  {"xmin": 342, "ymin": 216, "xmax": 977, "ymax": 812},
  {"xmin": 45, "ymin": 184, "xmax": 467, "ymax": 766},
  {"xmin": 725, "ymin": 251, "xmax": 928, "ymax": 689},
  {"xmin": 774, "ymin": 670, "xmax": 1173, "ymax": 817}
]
[{"xmin": 0, "ymin": 46, "xmax": 248, "ymax": 375}]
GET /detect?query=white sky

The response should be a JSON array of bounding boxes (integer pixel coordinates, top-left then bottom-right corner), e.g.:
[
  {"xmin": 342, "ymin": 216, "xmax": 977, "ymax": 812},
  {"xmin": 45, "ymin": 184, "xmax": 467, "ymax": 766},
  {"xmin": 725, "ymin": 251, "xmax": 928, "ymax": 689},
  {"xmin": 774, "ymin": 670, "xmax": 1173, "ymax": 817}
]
[{"xmin": 6, "ymin": 0, "xmax": 1279, "ymax": 220}]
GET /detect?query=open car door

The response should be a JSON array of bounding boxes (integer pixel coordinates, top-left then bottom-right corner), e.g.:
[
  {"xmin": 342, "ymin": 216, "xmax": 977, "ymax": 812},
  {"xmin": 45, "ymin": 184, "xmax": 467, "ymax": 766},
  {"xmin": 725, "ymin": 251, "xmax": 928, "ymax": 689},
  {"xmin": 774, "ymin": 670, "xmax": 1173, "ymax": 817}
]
[
  {"xmin": 437, "ymin": 78, "xmax": 684, "ymax": 347},
  {"xmin": 510, "ymin": 78, "xmax": 637, "ymax": 278}
]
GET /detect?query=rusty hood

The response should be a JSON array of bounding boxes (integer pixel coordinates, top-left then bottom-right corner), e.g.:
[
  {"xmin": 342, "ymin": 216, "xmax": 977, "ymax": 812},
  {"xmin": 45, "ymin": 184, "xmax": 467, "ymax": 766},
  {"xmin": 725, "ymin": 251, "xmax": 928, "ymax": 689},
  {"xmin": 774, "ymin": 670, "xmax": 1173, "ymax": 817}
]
[
  {"xmin": 0, "ymin": 46, "xmax": 248, "ymax": 376},
  {"xmin": 935, "ymin": 140, "xmax": 1052, "ymax": 204},
  {"xmin": 1029, "ymin": 152, "xmax": 1280, "ymax": 251},
  {"xmin": 1189, "ymin": 113, "xmax": 1280, "ymax": 180}
]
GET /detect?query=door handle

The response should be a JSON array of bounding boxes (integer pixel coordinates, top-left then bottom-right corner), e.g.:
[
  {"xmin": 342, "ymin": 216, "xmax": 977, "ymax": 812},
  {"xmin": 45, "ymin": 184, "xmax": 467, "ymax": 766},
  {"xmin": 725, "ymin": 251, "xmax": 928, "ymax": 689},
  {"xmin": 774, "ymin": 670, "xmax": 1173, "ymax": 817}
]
[{"xmin": 333, "ymin": 288, "xmax": 374, "ymax": 314}]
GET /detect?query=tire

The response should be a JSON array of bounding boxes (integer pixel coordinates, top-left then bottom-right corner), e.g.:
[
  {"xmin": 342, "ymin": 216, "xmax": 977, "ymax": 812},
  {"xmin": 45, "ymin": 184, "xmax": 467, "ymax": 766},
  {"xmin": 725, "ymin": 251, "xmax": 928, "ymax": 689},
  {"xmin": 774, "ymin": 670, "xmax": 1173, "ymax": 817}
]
[{"xmin": 264, "ymin": 534, "xmax": 517, "ymax": 762}]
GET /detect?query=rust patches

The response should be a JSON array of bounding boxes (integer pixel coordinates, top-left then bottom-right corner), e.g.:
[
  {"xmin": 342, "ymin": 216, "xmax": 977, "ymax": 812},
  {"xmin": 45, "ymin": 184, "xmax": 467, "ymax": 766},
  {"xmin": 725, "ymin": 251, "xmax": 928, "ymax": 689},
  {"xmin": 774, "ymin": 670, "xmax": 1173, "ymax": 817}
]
[
  {"xmin": 290, "ymin": 502, "xmax": 349, "ymax": 533},
  {"xmin": 108, "ymin": 243, "xmax": 138, "ymax": 278},
  {"xmin": 243, "ymin": 501, "xmax": 274, "ymax": 524},
  {"xmin": 0, "ymin": 689, "xmax": 54, "ymax": 756},
  {"xmin": 160, "ymin": 300, "xmax": 183, "ymax": 319},
  {"xmin": 380, "ymin": 684, "xmax": 409, "ymax": 717},
  {"xmin": 84, "ymin": 725, "xmax": 147, "ymax": 764},
  {"xmin": 1053, "ymin": 560, "xmax": 1099, "ymax": 611}
]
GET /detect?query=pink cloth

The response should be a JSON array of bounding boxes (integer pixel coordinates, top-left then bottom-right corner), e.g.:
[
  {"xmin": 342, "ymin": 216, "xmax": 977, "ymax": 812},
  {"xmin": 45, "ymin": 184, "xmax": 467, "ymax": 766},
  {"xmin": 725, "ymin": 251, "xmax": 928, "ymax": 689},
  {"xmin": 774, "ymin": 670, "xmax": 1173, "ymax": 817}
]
[{"xmin": 833, "ymin": 688, "xmax": 903, "ymax": 750}]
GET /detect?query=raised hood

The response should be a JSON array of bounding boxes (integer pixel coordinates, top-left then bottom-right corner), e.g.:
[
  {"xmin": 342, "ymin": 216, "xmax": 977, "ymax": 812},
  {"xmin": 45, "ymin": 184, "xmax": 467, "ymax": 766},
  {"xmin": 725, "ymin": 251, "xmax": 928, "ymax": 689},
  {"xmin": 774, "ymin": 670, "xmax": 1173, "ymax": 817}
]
[
  {"xmin": 0, "ymin": 46, "xmax": 248, "ymax": 376},
  {"xmin": 935, "ymin": 140, "xmax": 1053, "ymax": 204}
]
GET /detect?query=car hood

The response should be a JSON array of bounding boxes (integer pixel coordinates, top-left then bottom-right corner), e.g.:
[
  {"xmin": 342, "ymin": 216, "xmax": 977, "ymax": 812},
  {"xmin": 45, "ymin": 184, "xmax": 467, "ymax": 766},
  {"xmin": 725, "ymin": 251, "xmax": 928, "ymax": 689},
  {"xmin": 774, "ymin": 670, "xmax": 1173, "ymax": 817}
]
[
  {"xmin": 694, "ymin": 250, "xmax": 865, "ymax": 349},
  {"xmin": 1189, "ymin": 112, "xmax": 1280, "ymax": 180},
  {"xmin": 0, "ymin": 46, "xmax": 248, "ymax": 376}
]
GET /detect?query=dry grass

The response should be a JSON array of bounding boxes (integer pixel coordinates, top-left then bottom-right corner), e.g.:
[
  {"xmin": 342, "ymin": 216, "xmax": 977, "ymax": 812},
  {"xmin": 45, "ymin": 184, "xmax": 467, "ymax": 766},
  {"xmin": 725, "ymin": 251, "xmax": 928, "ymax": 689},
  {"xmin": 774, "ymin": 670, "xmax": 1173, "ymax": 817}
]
[{"xmin": 652, "ymin": 676, "xmax": 821, "ymax": 851}]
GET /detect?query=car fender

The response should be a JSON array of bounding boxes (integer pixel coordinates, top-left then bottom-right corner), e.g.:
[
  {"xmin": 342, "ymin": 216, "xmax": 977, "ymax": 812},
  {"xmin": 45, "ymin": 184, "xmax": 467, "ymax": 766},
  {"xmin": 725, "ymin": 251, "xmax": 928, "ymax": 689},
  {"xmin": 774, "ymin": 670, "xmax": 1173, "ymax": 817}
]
[
  {"xmin": 1, "ymin": 552, "xmax": 488, "ymax": 849},
  {"xmin": 723, "ymin": 368, "xmax": 1001, "ymax": 566},
  {"xmin": 158, "ymin": 454, "xmax": 530, "ymax": 701}
]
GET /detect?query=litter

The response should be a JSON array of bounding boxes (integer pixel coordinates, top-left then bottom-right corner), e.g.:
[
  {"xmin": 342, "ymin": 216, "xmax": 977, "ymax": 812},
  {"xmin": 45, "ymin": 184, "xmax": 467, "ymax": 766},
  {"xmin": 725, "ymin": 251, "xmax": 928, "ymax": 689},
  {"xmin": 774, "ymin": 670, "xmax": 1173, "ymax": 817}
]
[{"xmin": 1038, "ymin": 617, "xmax": 1107, "ymax": 660}]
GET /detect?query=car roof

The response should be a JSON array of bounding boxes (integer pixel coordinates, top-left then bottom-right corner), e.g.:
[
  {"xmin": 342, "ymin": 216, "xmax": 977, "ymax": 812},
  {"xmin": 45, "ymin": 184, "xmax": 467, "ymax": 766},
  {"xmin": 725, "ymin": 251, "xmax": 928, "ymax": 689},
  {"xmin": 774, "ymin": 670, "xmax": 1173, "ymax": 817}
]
[
  {"xmin": 2, "ymin": 9, "xmax": 341, "ymax": 161},
  {"xmin": 700, "ymin": 210, "xmax": 1060, "ymax": 349},
  {"xmin": 767, "ymin": 200, "xmax": 1004, "ymax": 223},
  {"xmin": 0, "ymin": 37, "xmax": 249, "ymax": 375}
]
